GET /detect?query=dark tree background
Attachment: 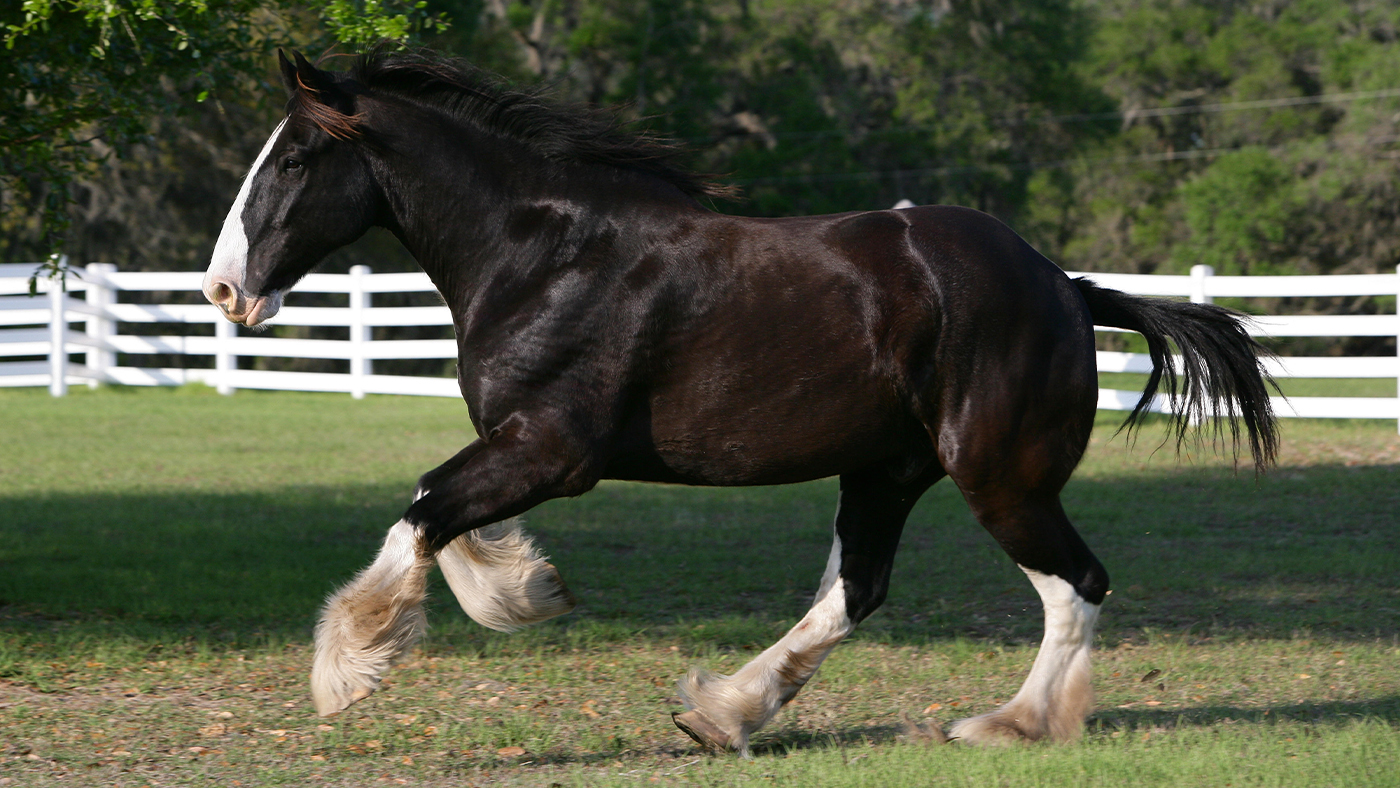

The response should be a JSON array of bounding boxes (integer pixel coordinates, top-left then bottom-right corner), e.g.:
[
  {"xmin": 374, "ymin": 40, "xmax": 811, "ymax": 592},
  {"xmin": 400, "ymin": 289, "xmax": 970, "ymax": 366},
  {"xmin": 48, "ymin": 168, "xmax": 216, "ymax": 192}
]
[{"xmin": 6, "ymin": 0, "xmax": 1399, "ymax": 283}]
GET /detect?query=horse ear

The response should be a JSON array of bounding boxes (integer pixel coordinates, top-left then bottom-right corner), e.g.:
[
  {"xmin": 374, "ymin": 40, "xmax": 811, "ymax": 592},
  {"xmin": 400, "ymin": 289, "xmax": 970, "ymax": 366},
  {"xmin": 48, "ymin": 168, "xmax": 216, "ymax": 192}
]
[
  {"xmin": 279, "ymin": 49, "xmax": 341, "ymax": 101},
  {"xmin": 290, "ymin": 50, "xmax": 338, "ymax": 97},
  {"xmin": 278, "ymin": 49, "xmax": 298, "ymax": 99},
  {"xmin": 280, "ymin": 49, "xmax": 360, "ymax": 139}
]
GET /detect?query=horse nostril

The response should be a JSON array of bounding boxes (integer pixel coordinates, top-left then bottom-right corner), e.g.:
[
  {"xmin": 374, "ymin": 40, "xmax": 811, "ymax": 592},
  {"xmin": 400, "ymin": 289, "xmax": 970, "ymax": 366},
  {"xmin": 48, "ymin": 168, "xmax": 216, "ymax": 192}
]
[{"xmin": 211, "ymin": 282, "xmax": 233, "ymax": 304}]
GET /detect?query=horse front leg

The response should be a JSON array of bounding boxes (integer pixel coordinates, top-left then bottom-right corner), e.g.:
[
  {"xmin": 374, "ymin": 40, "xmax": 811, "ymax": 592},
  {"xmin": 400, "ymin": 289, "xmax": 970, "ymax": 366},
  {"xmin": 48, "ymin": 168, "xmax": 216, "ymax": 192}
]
[
  {"xmin": 311, "ymin": 518, "xmax": 435, "ymax": 715},
  {"xmin": 311, "ymin": 423, "xmax": 590, "ymax": 716},
  {"xmin": 673, "ymin": 466, "xmax": 939, "ymax": 756}
]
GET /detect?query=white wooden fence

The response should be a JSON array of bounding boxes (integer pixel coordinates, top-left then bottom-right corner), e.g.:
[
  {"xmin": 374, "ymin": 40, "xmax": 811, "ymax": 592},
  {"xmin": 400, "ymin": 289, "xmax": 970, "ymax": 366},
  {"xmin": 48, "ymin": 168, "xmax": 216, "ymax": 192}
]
[
  {"xmin": 0, "ymin": 262, "xmax": 459, "ymax": 399},
  {"xmin": 2, "ymin": 261, "xmax": 1397, "ymax": 430}
]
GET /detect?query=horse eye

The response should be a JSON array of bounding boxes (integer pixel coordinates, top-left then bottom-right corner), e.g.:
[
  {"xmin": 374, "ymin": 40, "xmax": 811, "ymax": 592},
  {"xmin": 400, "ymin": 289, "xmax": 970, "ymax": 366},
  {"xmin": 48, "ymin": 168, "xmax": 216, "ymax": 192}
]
[{"xmin": 283, "ymin": 157, "xmax": 304, "ymax": 172}]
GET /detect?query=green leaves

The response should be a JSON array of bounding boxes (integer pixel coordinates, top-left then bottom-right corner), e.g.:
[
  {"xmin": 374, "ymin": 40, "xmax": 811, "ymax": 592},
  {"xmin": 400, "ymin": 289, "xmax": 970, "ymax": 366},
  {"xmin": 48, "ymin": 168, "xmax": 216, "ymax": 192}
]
[
  {"xmin": 320, "ymin": 0, "xmax": 448, "ymax": 49},
  {"xmin": 1065, "ymin": 0, "xmax": 1400, "ymax": 276},
  {"xmin": 1, "ymin": 0, "xmax": 449, "ymax": 284},
  {"xmin": 1176, "ymin": 148, "xmax": 1298, "ymax": 276},
  {"xmin": 7, "ymin": 0, "xmax": 1400, "ymax": 284}
]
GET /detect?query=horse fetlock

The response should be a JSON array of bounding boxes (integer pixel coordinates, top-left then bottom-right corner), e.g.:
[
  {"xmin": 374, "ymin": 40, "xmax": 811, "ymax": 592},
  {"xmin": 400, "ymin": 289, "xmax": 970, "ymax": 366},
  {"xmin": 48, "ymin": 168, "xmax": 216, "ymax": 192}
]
[
  {"xmin": 672, "ymin": 709, "xmax": 737, "ymax": 753},
  {"xmin": 948, "ymin": 709, "xmax": 1035, "ymax": 745},
  {"xmin": 524, "ymin": 561, "xmax": 577, "ymax": 619},
  {"xmin": 310, "ymin": 642, "xmax": 392, "ymax": 716},
  {"xmin": 310, "ymin": 595, "xmax": 425, "ymax": 715},
  {"xmin": 674, "ymin": 667, "xmax": 778, "ymax": 756},
  {"xmin": 310, "ymin": 588, "xmax": 428, "ymax": 714},
  {"xmin": 947, "ymin": 697, "xmax": 1086, "ymax": 745},
  {"xmin": 311, "ymin": 521, "xmax": 432, "ymax": 715}
]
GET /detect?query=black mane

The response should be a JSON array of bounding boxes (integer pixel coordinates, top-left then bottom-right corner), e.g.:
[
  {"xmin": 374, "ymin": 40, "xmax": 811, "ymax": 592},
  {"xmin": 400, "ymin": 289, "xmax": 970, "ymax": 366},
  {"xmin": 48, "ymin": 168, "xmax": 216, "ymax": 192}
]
[{"xmin": 346, "ymin": 51, "xmax": 734, "ymax": 200}]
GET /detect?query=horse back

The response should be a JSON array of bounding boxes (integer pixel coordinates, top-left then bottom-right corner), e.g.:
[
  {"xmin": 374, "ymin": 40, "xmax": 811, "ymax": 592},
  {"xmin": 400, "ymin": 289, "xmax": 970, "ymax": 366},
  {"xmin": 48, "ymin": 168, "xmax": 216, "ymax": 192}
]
[{"xmin": 630, "ymin": 205, "xmax": 1094, "ymax": 486}]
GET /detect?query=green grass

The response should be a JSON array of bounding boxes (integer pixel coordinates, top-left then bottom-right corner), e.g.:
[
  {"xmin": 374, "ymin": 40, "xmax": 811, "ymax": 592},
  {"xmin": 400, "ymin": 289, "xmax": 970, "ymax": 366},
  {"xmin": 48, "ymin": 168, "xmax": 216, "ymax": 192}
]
[
  {"xmin": 1100, "ymin": 372, "xmax": 1398, "ymax": 399},
  {"xmin": 1, "ymin": 386, "xmax": 1398, "ymax": 786}
]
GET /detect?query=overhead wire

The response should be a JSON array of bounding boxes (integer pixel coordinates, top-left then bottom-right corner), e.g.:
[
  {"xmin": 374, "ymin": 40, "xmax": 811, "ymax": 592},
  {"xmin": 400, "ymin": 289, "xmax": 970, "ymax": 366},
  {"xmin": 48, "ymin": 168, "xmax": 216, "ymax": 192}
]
[
  {"xmin": 702, "ymin": 86, "xmax": 1400, "ymax": 144},
  {"xmin": 720, "ymin": 89, "xmax": 1400, "ymax": 186}
]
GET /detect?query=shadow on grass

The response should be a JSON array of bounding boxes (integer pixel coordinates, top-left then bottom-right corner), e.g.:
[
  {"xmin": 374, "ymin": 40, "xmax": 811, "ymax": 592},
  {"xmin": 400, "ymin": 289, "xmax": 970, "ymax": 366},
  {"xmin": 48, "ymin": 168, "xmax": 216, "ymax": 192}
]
[
  {"xmin": 526, "ymin": 692, "xmax": 1400, "ymax": 767},
  {"xmin": 737, "ymin": 695, "xmax": 1400, "ymax": 761},
  {"xmin": 747, "ymin": 722, "xmax": 907, "ymax": 756},
  {"xmin": 1, "ymin": 461, "xmax": 1397, "ymax": 654},
  {"xmin": 1092, "ymin": 694, "xmax": 1400, "ymax": 731}
]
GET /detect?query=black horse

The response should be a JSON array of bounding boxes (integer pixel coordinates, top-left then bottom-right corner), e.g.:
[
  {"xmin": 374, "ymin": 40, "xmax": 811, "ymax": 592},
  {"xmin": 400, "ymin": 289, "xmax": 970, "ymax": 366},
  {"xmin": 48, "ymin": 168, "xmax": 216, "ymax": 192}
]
[{"xmin": 203, "ymin": 51, "xmax": 1277, "ymax": 754}]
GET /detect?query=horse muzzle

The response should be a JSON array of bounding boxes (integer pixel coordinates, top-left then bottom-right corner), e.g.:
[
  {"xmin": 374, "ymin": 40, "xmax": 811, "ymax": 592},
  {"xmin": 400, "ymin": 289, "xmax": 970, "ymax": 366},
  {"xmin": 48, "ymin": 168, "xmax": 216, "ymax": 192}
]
[{"xmin": 203, "ymin": 276, "xmax": 282, "ymax": 327}]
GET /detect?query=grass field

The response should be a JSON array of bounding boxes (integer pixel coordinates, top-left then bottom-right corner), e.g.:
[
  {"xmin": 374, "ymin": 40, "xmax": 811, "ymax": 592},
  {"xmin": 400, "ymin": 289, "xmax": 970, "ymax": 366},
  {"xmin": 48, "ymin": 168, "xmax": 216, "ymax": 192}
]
[{"xmin": 1, "ymin": 385, "xmax": 1397, "ymax": 786}]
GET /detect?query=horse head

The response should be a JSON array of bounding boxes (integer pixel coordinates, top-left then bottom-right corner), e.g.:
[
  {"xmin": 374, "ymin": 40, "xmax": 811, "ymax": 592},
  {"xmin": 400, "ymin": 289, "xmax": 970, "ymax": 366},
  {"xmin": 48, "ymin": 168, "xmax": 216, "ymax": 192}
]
[{"xmin": 203, "ymin": 51, "xmax": 382, "ymax": 326}]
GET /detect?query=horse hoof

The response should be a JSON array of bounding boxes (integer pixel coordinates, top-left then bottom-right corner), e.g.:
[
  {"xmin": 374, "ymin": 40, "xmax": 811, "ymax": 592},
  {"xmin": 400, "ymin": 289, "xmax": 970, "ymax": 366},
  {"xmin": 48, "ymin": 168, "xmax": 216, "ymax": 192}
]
[
  {"xmin": 672, "ymin": 710, "xmax": 733, "ymax": 752},
  {"xmin": 311, "ymin": 673, "xmax": 380, "ymax": 716}
]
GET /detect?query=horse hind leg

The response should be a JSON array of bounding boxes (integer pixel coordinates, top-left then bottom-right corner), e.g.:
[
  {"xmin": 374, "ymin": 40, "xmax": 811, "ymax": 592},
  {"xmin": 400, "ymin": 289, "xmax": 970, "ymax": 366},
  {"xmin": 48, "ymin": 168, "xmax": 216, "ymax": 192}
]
[
  {"xmin": 672, "ymin": 543, "xmax": 849, "ymax": 757},
  {"xmin": 674, "ymin": 466, "xmax": 938, "ymax": 756},
  {"xmin": 945, "ymin": 487, "xmax": 1107, "ymax": 744},
  {"xmin": 948, "ymin": 558, "xmax": 1102, "ymax": 743}
]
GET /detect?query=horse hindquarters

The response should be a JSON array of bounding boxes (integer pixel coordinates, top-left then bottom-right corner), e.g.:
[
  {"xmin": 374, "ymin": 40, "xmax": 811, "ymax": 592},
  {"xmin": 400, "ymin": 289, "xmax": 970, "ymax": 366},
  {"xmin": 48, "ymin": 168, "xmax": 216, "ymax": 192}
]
[{"xmin": 924, "ymin": 273, "xmax": 1108, "ymax": 743}]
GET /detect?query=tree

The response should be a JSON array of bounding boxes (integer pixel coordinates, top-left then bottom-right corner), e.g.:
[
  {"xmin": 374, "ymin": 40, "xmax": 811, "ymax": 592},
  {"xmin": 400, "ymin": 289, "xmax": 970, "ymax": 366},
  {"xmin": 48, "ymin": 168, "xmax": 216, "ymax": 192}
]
[
  {"xmin": 0, "ymin": 0, "xmax": 445, "ymax": 285},
  {"xmin": 431, "ymin": 0, "xmax": 1114, "ymax": 219},
  {"xmin": 1044, "ymin": 0, "xmax": 1400, "ymax": 278}
]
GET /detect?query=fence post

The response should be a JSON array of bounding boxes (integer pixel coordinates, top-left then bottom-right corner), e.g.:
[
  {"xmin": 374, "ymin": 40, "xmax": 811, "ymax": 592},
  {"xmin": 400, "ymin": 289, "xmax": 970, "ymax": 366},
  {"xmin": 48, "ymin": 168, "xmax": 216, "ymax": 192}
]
[
  {"xmin": 48, "ymin": 255, "xmax": 69, "ymax": 396},
  {"xmin": 84, "ymin": 263, "xmax": 117, "ymax": 387},
  {"xmin": 1190, "ymin": 264, "xmax": 1214, "ymax": 304},
  {"xmin": 349, "ymin": 264, "xmax": 371, "ymax": 399},
  {"xmin": 1184, "ymin": 265, "xmax": 1217, "ymax": 424},
  {"xmin": 215, "ymin": 317, "xmax": 237, "ymax": 395}
]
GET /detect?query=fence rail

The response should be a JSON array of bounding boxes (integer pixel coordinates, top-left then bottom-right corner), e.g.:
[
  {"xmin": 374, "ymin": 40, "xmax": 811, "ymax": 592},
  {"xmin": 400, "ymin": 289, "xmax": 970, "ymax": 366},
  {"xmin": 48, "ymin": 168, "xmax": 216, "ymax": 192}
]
[{"xmin": 2, "ymin": 261, "xmax": 1397, "ymax": 430}]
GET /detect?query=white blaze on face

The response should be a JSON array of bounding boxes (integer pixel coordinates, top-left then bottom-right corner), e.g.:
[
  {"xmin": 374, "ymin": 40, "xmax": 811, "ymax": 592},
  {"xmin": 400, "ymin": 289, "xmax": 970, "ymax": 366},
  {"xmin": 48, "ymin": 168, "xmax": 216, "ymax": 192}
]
[{"xmin": 204, "ymin": 119, "xmax": 288, "ymax": 323}]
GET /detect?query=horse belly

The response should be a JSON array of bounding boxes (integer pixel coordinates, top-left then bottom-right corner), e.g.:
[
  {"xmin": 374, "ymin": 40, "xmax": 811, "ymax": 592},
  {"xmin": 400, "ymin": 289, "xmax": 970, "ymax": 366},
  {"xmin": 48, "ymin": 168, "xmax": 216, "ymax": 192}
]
[{"xmin": 640, "ymin": 363, "xmax": 907, "ymax": 486}]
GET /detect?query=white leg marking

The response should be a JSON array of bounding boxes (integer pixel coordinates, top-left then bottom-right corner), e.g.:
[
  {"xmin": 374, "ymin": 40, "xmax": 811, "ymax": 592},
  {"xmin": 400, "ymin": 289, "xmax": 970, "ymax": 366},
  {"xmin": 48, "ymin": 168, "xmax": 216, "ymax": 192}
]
[
  {"xmin": 677, "ymin": 534, "xmax": 852, "ymax": 756},
  {"xmin": 436, "ymin": 518, "xmax": 576, "ymax": 632},
  {"xmin": 311, "ymin": 519, "xmax": 432, "ymax": 716},
  {"xmin": 948, "ymin": 567, "xmax": 1100, "ymax": 744}
]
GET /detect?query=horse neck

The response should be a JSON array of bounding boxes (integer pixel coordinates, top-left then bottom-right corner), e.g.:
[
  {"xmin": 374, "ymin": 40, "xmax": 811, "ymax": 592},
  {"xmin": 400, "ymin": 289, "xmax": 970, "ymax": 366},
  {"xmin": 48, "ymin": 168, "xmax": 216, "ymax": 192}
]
[{"xmin": 367, "ymin": 109, "xmax": 700, "ymax": 304}]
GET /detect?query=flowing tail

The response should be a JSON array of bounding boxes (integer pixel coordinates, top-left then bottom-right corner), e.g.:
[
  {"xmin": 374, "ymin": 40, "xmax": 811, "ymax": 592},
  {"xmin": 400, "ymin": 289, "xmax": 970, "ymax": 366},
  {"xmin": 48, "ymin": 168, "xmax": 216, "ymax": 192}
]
[{"xmin": 1074, "ymin": 278, "xmax": 1280, "ymax": 471}]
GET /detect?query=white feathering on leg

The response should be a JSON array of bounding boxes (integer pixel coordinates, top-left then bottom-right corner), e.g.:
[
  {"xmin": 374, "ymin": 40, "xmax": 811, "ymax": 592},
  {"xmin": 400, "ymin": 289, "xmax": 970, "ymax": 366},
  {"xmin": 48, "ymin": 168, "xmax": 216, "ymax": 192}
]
[
  {"xmin": 311, "ymin": 520, "xmax": 432, "ymax": 716},
  {"xmin": 948, "ymin": 567, "xmax": 1099, "ymax": 744},
  {"xmin": 435, "ymin": 518, "xmax": 576, "ymax": 632},
  {"xmin": 676, "ymin": 534, "xmax": 852, "ymax": 756}
]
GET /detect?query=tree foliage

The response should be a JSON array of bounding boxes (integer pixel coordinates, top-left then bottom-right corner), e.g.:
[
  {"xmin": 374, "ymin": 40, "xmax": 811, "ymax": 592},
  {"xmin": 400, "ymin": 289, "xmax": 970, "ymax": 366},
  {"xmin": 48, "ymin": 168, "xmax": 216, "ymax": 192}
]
[
  {"xmin": 0, "ymin": 0, "xmax": 444, "ymax": 277},
  {"xmin": 4, "ymin": 0, "xmax": 1400, "ymax": 289},
  {"xmin": 1038, "ymin": 0, "xmax": 1400, "ymax": 277}
]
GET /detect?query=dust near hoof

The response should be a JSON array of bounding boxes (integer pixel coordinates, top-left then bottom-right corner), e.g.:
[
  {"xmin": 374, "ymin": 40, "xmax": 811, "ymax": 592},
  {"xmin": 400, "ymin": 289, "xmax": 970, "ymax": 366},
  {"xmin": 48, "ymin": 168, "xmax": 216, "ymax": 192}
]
[
  {"xmin": 947, "ymin": 711, "xmax": 1044, "ymax": 746},
  {"xmin": 900, "ymin": 713, "xmax": 950, "ymax": 745},
  {"xmin": 672, "ymin": 709, "xmax": 735, "ymax": 753}
]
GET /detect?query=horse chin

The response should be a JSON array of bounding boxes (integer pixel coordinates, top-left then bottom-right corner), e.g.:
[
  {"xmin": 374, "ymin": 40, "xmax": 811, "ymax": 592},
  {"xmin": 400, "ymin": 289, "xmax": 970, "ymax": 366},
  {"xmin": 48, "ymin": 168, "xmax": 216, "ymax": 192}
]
[{"xmin": 244, "ymin": 291, "xmax": 283, "ymax": 327}]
